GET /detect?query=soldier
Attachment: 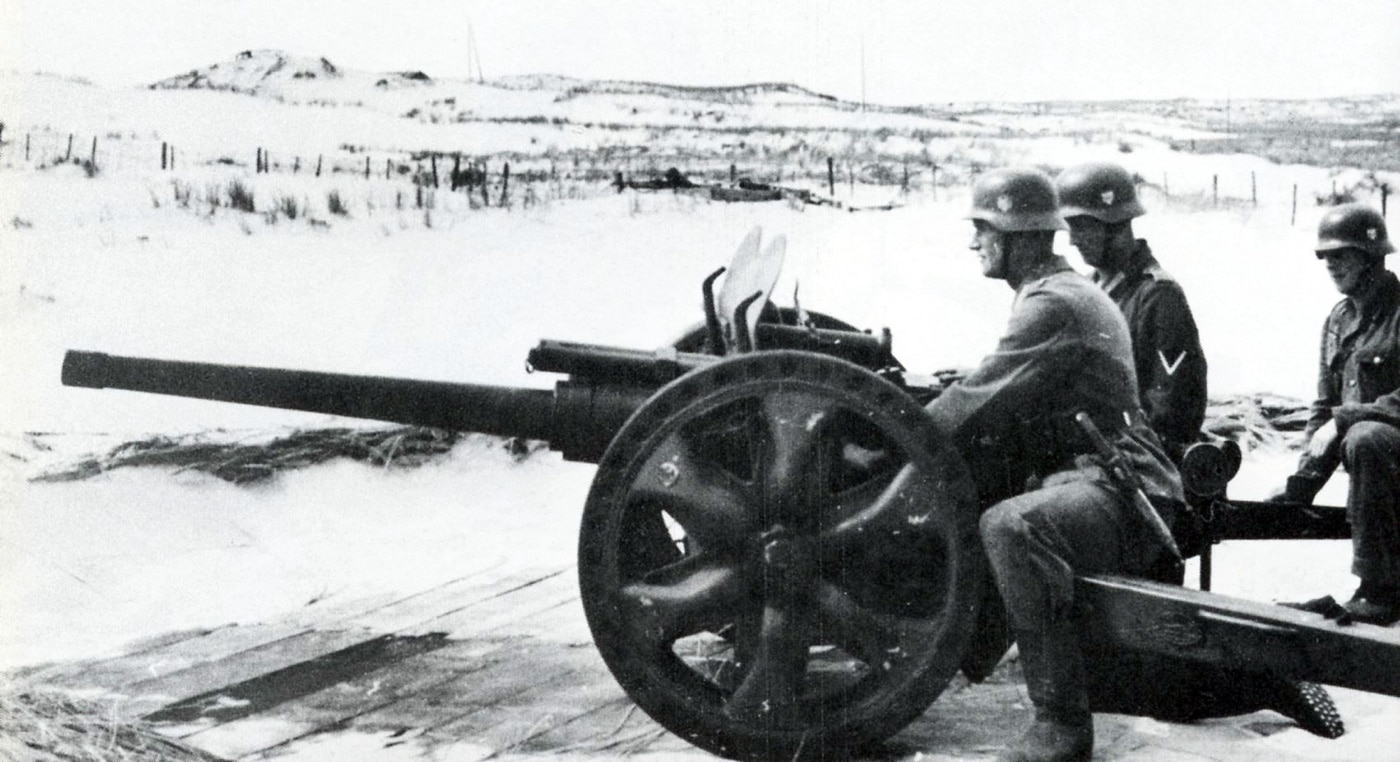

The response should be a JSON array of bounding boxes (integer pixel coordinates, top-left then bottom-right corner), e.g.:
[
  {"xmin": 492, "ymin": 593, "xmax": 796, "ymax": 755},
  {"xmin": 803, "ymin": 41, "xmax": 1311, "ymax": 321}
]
[
  {"xmin": 1049, "ymin": 171, "xmax": 1345, "ymax": 738},
  {"xmin": 926, "ymin": 167, "xmax": 1185, "ymax": 761},
  {"xmin": 1055, "ymin": 162, "xmax": 1207, "ymax": 460},
  {"xmin": 1273, "ymin": 202, "xmax": 1400, "ymax": 626}
]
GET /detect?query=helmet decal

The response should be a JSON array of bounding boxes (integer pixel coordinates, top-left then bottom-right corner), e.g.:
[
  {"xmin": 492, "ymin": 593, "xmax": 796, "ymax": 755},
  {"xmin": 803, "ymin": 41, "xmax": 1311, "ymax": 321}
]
[
  {"xmin": 996, "ymin": 194, "xmax": 1014, "ymax": 212},
  {"xmin": 1369, "ymin": 228, "xmax": 1379, "ymax": 241},
  {"xmin": 1101, "ymin": 189, "xmax": 1115, "ymax": 206}
]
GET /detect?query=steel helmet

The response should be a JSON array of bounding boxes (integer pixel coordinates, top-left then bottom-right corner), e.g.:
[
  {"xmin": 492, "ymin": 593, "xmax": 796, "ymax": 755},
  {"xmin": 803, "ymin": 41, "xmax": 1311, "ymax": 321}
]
[
  {"xmin": 966, "ymin": 168, "xmax": 1067, "ymax": 232},
  {"xmin": 1055, "ymin": 162, "xmax": 1146, "ymax": 224},
  {"xmin": 1315, "ymin": 202, "xmax": 1394, "ymax": 258}
]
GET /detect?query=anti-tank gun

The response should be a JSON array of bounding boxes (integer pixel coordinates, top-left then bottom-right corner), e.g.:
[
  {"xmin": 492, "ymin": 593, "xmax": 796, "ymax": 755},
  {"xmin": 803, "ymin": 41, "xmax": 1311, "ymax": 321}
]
[
  {"xmin": 62, "ymin": 228, "xmax": 980, "ymax": 760},
  {"xmin": 59, "ymin": 228, "xmax": 1400, "ymax": 760}
]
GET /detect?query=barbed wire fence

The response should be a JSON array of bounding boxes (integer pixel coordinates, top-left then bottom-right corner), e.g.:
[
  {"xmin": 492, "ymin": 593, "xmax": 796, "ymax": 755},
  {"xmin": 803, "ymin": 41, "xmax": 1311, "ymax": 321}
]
[{"xmin": 0, "ymin": 125, "xmax": 1391, "ymax": 221}]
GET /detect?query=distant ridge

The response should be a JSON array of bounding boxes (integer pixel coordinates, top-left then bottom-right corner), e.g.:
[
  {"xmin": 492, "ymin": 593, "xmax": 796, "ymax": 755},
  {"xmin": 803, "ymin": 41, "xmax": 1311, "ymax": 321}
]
[
  {"xmin": 138, "ymin": 49, "xmax": 1397, "ymax": 138},
  {"xmin": 490, "ymin": 73, "xmax": 840, "ymax": 104},
  {"xmin": 147, "ymin": 50, "xmax": 874, "ymax": 110}
]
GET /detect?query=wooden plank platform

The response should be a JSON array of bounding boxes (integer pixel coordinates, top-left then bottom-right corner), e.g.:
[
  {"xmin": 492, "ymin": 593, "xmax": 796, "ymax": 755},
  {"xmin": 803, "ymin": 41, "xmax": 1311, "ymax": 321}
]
[{"xmin": 13, "ymin": 558, "xmax": 1400, "ymax": 761}]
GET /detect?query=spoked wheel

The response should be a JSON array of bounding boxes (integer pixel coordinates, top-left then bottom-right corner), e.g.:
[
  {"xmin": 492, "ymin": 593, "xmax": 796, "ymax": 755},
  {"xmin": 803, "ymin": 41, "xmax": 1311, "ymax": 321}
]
[{"xmin": 579, "ymin": 351, "xmax": 983, "ymax": 761}]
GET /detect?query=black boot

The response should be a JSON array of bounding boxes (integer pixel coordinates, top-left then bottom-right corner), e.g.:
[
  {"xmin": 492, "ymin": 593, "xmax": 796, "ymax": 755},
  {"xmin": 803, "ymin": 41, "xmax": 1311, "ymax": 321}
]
[
  {"xmin": 1344, "ymin": 581, "xmax": 1400, "ymax": 626},
  {"xmin": 1001, "ymin": 627, "xmax": 1093, "ymax": 762}
]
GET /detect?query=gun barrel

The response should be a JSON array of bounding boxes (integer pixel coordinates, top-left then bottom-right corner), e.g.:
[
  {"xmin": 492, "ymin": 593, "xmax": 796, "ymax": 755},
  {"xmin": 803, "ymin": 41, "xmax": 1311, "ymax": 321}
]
[{"xmin": 64, "ymin": 349, "xmax": 562, "ymax": 441}]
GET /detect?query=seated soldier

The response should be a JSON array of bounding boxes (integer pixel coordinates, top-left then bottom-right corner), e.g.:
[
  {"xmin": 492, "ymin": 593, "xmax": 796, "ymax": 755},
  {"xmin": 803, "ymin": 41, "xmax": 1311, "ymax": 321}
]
[
  {"xmin": 1054, "ymin": 162, "xmax": 1206, "ymax": 462},
  {"xmin": 926, "ymin": 167, "xmax": 1186, "ymax": 761},
  {"xmin": 929, "ymin": 169, "xmax": 1344, "ymax": 761},
  {"xmin": 1273, "ymin": 203, "xmax": 1400, "ymax": 627}
]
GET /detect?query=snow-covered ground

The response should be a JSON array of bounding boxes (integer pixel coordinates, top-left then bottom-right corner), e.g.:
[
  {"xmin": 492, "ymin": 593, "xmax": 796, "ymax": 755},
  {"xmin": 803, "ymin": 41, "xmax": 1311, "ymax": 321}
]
[
  {"xmin": 0, "ymin": 163, "xmax": 1361, "ymax": 657},
  {"xmin": 1, "ymin": 64, "xmax": 1396, "ymax": 758}
]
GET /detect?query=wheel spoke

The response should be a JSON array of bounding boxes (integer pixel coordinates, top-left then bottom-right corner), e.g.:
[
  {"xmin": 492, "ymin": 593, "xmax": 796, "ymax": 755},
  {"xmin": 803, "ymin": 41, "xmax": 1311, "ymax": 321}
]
[
  {"xmin": 822, "ymin": 464, "xmax": 942, "ymax": 549},
  {"xmin": 812, "ymin": 580, "xmax": 900, "ymax": 669},
  {"xmin": 725, "ymin": 600, "xmax": 813, "ymax": 724},
  {"xmin": 618, "ymin": 556, "xmax": 745, "ymax": 645},
  {"xmin": 757, "ymin": 389, "xmax": 842, "ymax": 517},
  {"xmin": 631, "ymin": 430, "xmax": 754, "ymax": 549}
]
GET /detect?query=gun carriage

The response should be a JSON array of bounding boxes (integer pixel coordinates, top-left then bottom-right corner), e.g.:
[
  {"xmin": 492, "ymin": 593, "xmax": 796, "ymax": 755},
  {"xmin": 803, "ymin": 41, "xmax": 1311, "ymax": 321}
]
[{"xmin": 60, "ymin": 230, "xmax": 1400, "ymax": 760}]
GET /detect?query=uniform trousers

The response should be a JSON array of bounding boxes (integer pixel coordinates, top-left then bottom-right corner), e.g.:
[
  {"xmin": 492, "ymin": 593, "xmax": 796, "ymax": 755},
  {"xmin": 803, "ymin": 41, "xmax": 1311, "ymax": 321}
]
[
  {"xmin": 977, "ymin": 475, "xmax": 1286, "ymax": 722},
  {"xmin": 1343, "ymin": 421, "xmax": 1400, "ymax": 590},
  {"xmin": 979, "ymin": 477, "xmax": 1131, "ymax": 631},
  {"xmin": 978, "ymin": 476, "xmax": 1132, "ymax": 719}
]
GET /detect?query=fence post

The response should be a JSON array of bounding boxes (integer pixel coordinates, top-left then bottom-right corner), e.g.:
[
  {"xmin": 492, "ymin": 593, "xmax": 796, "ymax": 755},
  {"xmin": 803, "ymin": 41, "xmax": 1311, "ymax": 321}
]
[
  {"xmin": 26, "ymin": 133, "xmax": 31, "ymax": 161},
  {"xmin": 848, "ymin": 162, "xmax": 854, "ymax": 197},
  {"xmin": 1291, "ymin": 184, "xmax": 1298, "ymax": 226},
  {"xmin": 365, "ymin": 156, "xmax": 370, "ymax": 180},
  {"xmin": 902, "ymin": 161, "xmax": 909, "ymax": 192},
  {"xmin": 90, "ymin": 136, "xmax": 97, "ymax": 165},
  {"xmin": 452, "ymin": 154, "xmax": 462, "ymax": 191},
  {"xmin": 161, "ymin": 142, "xmax": 167, "ymax": 170},
  {"xmin": 1382, "ymin": 184, "xmax": 1389, "ymax": 218},
  {"xmin": 481, "ymin": 162, "xmax": 490, "ymax": 207},
  {"xmin": 500, "ymin": 162, "xmax": 510, "ymax": 206},
  {"xmin": 827, "ymin": 157, "xmax": 835, "ymax": 196},
  {"xmin": 386, "ymin": 158, "xmax": 392, "ymax": 180},
  {"xmin": 431, "ymin": 155, "xmax": 439, "ymax": 188},
  {"xmin": 730, "ymin": 164, "xmax": 736, "ymax": 184},
  {"xmin": 293, "ymin": 157, "xmax": 300, "ymax": 174},
  {"xmin": 316, "ymin": 155, "xmax": 322, "ymax": 177},
  {"xmin": 66, "ymin": 134, "xmax": 73, "ymax": 161},
  {"xmin": 169, "ymin": 146, "xmax": 174, "ymax": 170},
  {"xmin": 1212, "ymin": 175, "xmax": 1218, "ymax": 206},
  {"xmin": 1251, "ymin": 171, "xmax": 1257, "ymax": 205}
]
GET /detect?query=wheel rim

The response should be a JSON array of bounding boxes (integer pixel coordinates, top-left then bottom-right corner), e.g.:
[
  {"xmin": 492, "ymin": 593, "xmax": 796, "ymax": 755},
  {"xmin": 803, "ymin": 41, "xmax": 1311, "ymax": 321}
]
[{"xmin": 579, "ymin": 351, "xmax": 982, "ymax": 758}]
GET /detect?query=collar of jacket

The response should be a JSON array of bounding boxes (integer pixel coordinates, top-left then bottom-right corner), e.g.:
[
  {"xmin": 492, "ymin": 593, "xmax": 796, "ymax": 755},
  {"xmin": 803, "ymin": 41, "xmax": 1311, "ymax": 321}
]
[
  {"xmin": 1011, "ymin": 255, "xmax": 1073, "ymax": 291},
  {"xmin": 1348, "ymin": 269, "xmax": 1400, "ymax": 320},
  {"xmin": 1093, "ymin": 239, "xmax": 1160, "ymax": 297}
]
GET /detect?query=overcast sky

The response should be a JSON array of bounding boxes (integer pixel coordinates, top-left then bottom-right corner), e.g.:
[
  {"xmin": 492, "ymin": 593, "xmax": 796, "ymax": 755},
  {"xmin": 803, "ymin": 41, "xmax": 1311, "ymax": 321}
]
[{"xmin": 3, "ymin": 0, "xmax": 1398, "ymax": 103}]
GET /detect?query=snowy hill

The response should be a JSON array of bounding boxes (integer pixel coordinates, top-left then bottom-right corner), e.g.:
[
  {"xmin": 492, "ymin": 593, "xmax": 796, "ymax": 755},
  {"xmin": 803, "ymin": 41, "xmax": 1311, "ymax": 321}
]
[{"xmin": 151, "ymin": 49, "xmax": 350, "ymax": 93}]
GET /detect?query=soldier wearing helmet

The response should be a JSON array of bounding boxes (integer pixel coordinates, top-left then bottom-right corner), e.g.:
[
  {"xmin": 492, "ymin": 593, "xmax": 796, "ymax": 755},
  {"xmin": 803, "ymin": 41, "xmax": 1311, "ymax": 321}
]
[
  {"xmin": 1274, "ymin": 202, "xmax": 1400, "ymax": 627},
  {"xmin": 929, "ymin": 169, "xmax": 1344, "ymax": 760},
  {"xmin": 927, "ymin": 167, "xmax": 1185, "ymax": 761},
  {"xmin": 1055, "ymin": 162, "xmax": 1207, "ymax": 461}
]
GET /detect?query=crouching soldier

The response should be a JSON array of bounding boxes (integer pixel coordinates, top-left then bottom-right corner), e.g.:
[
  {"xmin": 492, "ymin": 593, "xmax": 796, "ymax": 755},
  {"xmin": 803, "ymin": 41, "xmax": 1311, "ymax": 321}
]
[{"xmin": 1274, "ymin": 202, "xmax": 1400, "ymax": 626}]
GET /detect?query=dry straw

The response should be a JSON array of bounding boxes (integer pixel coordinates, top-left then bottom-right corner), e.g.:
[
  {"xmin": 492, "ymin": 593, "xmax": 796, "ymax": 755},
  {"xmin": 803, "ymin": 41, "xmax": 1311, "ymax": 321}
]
[
  {"xmin": 0, "ymin": 683, "xmax": 222, "ymax": 761},
  {"xmin": 32, "ymin": 426, "xmax": 471, "ymax": 485}
]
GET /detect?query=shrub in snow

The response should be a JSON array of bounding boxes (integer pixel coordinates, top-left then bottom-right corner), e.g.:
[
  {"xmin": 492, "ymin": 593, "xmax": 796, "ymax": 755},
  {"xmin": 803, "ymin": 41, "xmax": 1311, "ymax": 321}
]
[
  {"xmin": 326, "ymin": 189, "xmax": 349, "ymax": 216},
  {"xmin": 275, "ymin": 194, "xmax": 300, "ymax": 220},
  {"xmin": 226, "ymin": 180, "xmax": 255, "ymax": 213}
]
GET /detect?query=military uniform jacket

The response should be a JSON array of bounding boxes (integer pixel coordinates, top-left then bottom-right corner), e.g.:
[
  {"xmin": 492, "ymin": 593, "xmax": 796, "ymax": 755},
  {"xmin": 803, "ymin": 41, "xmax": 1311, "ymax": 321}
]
[
  {"xmin": 926, "ymin": 258, "xmax": 1185, "ymax": 512},
  {"xmin": 1295, "ymin": 269, "xmax": 1400, "ymax": 489},
  {"xmin": 1093, "ymin": 241, "xmax": 1208, "ymax": 453}
]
